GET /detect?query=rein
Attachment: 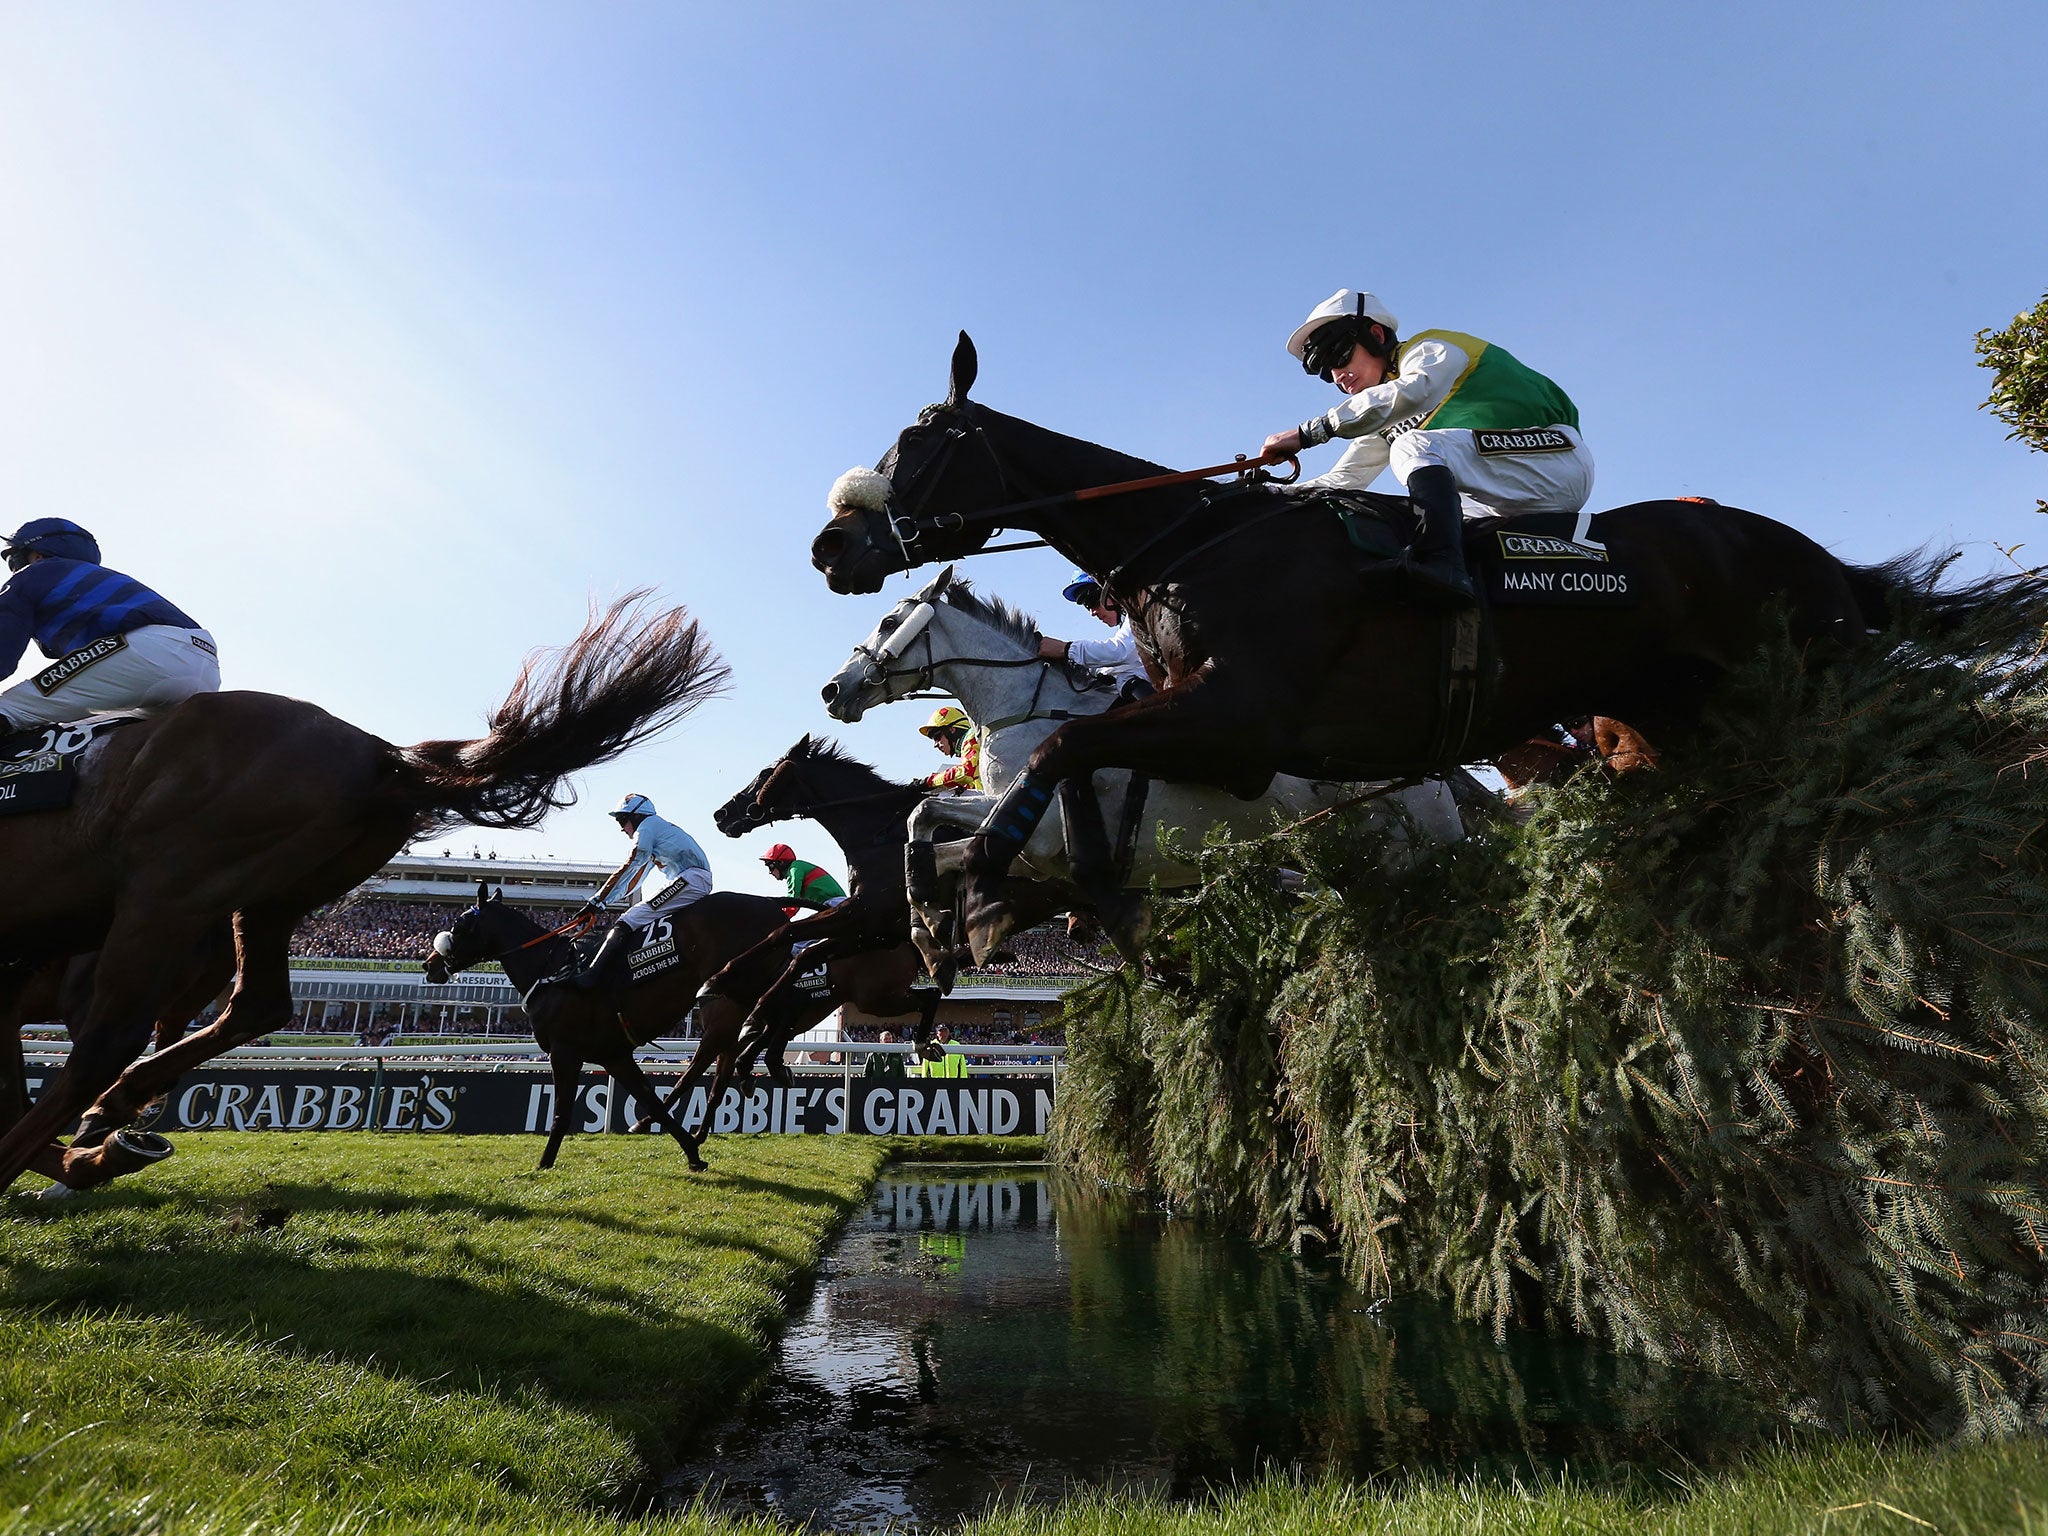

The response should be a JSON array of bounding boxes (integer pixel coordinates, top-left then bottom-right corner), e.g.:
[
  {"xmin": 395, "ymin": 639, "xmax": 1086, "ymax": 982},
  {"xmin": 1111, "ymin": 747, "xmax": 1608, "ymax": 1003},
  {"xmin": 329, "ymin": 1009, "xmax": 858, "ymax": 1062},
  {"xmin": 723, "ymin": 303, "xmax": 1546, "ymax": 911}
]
[
  {"xmin": 874, "ymin": 408, "xmax": 1301, "ymax": 571},
  {"xmin": 438, "ymin": 908, "xmax": 597, "ymax": 972}
]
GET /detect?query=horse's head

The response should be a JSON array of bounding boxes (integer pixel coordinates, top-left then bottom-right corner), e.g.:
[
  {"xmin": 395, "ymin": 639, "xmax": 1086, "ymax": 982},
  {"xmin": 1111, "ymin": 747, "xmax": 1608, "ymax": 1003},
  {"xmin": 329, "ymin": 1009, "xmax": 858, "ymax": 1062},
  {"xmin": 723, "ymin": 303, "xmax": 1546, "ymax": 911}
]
[
  {"xmin": 820, "ymin": 565, "xmax": 958, "ymax": 722},
  {"xmin": 422, "ymin": 882, "xmax": 506, "ymax": 983},
  {"xmin": 712, "ymin": 749, "xmax": 788, "ymax": 837},
  {"xmin": 810, "ymin": 333, "xmax": 1010, "ymax": 594}
]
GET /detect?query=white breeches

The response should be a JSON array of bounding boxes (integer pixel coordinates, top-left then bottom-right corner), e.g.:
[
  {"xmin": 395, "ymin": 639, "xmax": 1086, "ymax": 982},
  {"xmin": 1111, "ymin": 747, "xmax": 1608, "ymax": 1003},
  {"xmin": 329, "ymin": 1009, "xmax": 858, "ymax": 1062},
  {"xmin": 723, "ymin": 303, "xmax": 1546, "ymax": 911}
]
[
  {"xmin": 1390, "ymin": 425, "xmax": 1594, "ymax": 520},
  {"xmin": 0, "ymin": 624, "xmax": 221, "ymax": 731},
  {"xmin": 622, "ymin": 866, "xmax": 713, "ymax": 928}
]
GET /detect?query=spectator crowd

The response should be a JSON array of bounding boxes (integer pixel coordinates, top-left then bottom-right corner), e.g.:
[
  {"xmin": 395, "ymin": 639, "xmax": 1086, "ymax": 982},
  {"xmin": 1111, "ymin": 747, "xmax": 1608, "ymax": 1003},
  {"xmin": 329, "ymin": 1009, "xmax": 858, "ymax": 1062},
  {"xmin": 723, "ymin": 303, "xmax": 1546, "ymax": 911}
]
[{"xmin": 290, "ymin": 899, "xmax": 577, "ymax": 961}]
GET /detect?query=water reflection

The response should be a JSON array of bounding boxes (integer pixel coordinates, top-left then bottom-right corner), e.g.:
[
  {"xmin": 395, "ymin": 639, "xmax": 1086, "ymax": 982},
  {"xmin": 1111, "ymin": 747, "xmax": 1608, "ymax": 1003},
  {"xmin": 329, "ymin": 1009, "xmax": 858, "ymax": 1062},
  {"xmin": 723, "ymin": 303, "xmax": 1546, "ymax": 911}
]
[{"xmin": 667, "ymin": 1167, "xmax": 1764, "ymax": 1530}]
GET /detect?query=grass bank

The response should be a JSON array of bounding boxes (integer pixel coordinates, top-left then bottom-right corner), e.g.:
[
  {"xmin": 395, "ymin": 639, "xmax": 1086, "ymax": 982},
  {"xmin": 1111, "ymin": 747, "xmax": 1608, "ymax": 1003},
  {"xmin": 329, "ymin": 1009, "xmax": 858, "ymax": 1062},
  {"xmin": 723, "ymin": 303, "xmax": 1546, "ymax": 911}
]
[
  {"xmin": 4, "ymin": 1134, "xmax": 2042, "ymax": 1535},
  {"xmin": 0, "ymin": 1132, "xmax": 890, "ymax": 1529}
]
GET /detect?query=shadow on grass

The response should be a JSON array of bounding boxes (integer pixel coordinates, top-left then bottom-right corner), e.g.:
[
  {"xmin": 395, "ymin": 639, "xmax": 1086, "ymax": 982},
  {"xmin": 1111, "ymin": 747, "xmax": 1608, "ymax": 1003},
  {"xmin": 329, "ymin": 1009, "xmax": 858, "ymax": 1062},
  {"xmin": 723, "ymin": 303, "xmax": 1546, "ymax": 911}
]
[{"xmin": 0, "ymin": 1163, "xmax": 872, "ymax": 1460}]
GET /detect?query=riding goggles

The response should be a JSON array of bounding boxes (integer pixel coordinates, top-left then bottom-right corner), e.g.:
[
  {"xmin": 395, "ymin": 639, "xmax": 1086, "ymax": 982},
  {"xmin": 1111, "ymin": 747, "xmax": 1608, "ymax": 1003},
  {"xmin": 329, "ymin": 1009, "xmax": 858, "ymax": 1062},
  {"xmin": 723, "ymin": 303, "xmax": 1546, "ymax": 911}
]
[
  {"xmin": 2, "ymin": 547, "xmax": 34, "ymax": 573},
  {"xmin": 1300, "ymin": 320, "xmax": 1365, "ymax": 381}
]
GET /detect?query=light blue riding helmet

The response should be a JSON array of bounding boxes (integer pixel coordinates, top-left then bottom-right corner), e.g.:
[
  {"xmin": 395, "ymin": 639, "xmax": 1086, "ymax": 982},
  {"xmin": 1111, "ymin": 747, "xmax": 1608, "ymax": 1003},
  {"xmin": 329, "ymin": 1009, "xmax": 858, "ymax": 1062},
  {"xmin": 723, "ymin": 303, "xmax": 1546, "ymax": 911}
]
[
  {"xmin": 1061, "ymin": 571, "xmax": 1102, "ymax": 604},
  {"xmin": 612, "ymin": 792, "xmax": 656, "ymax": 820}
]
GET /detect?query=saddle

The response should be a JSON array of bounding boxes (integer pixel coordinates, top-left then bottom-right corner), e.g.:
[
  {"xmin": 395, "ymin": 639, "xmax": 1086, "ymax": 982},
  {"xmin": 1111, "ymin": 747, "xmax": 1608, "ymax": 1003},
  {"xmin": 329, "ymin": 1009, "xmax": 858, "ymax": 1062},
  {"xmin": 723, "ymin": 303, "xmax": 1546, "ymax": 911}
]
[
  {"xmin": 0, "ymin": 714, "xmax": 146, "ymax": 820},
  {"xmin": 1325, "ymin": 493, "xmax": 1635, "ymax": 609}
]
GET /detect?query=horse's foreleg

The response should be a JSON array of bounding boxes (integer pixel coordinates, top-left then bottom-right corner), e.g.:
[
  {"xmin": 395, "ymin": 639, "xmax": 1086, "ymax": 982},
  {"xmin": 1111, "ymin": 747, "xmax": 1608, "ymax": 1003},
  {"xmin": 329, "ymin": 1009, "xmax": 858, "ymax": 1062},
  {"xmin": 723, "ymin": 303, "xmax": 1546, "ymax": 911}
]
[
  {"xmin": 609, "ymin": 1051, "xmax": 704, "ymax": 1173},
  {"xmin": 539, "ymin": 1051, "xmax": 581, "ymax": 1170},
  {"xmin": 962, "ymin": 684, "xmax": 1267, "ymax": 963}
]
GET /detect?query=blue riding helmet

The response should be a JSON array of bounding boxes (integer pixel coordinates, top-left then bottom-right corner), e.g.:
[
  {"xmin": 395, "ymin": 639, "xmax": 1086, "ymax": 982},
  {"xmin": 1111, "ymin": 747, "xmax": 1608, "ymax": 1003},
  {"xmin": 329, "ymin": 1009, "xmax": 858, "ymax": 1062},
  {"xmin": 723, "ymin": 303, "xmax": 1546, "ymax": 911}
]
[
  {"xmin": 613, "ymin": 792, "xmax": 656, "ymax": 820},
  {"xmin": 1061, "ymin": 572, "xmax": 1102, "ymax": 605},
  {"xmin": 2, "ymin": 518, "xmax": 101, "ymax": 566}
]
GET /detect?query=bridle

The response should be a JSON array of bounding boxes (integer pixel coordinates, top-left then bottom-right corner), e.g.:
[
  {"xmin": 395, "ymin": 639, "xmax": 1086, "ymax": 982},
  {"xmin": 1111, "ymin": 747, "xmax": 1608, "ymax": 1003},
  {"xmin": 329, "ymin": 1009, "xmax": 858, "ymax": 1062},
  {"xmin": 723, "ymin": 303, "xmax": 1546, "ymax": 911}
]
[
  {"xmin": 860, "ymin": 402, "xmax": 1301, "ymax": 574},
  {"xmin": 430, "ymin": 905, "xmax": 593, "ymax": 972},
  {"xmin": 844, "ymin": 595, "xmax": 1118, "ymax": 730}
]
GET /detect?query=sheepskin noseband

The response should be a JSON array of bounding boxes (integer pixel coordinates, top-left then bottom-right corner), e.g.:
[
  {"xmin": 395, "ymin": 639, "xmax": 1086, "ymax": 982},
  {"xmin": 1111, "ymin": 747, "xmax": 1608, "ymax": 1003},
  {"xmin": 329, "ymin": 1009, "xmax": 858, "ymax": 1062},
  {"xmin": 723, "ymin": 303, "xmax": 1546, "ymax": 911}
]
[{"xmin": 828, "ymin": 467, "xmax": 893, "ymax": 516}]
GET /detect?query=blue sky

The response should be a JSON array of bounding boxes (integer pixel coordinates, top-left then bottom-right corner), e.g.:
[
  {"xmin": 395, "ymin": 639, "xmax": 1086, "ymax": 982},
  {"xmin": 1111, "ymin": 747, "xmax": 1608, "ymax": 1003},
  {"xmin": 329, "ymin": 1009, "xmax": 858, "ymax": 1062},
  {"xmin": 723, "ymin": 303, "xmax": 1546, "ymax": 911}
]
[{"xmin": 1, "ymin": 2, "xmax": 2042, "ymax": 897}]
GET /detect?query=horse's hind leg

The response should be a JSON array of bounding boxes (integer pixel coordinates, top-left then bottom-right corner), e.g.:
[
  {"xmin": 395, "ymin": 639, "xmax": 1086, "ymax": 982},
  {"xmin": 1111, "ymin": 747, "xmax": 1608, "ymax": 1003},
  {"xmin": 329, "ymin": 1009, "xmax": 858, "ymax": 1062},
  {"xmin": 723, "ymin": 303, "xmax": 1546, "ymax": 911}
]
[
  {"xmin": 539, "ymin": 1051, "xmax": 581, "ymax": 1170},
  {"xmin": 0, "ymin": 910, "xmax": 199, "ymax": 1197},
  {"xmin": 74, "ymin": 923, "xmax": 237, "ymax": 1146}
]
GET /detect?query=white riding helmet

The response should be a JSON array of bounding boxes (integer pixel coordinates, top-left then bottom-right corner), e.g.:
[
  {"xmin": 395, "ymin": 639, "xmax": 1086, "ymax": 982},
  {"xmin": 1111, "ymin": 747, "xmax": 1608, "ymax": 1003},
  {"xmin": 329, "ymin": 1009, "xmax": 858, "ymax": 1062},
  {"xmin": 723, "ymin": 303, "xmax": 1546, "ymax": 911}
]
[
  {"xmin": 1286, "ymin": 289, "xmax": 1401, "ymax": 363},
  {"xmin": 613, "ymin": 792, "xmax": 656, "ymax": 820}
]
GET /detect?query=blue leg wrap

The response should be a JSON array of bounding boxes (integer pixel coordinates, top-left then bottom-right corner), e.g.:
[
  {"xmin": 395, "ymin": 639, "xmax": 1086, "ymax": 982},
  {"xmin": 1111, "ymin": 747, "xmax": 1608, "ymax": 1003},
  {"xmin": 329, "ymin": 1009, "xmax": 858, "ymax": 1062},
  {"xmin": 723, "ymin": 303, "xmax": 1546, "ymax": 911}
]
[{"xmin": 979, "ymin": 768, "xmax": 1056, "ymax": 857}]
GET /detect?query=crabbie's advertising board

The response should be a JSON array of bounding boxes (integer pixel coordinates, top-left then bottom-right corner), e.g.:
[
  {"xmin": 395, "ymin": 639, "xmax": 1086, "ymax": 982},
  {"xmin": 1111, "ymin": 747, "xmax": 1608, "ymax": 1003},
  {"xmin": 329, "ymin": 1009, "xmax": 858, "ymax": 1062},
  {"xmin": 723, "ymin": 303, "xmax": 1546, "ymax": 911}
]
[{"xmin": 28, "ymin": 1067, "xmax": 1054, "ymax": 1138}]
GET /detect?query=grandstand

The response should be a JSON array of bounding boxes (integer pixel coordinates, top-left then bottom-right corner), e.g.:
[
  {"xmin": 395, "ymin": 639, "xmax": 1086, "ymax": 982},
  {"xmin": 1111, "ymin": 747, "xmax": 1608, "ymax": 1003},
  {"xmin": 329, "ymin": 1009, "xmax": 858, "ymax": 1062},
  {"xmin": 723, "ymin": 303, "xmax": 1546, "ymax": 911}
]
[{"xmin": 282, "ymin": 851, "xmax": 1090, "ymax": 1043}]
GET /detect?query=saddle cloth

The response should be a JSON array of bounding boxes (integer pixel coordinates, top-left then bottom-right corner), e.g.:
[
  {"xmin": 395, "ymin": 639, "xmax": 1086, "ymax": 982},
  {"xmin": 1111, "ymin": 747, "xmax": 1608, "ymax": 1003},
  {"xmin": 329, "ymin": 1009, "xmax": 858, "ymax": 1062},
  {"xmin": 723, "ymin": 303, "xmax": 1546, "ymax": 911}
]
[
  {"xmin": 0, "ymin": 714, "xmax": 145, "ymax": 820},
  {"xmin": 1327, "ymin": 494, "xmax": 1635, "ymax": 608}
]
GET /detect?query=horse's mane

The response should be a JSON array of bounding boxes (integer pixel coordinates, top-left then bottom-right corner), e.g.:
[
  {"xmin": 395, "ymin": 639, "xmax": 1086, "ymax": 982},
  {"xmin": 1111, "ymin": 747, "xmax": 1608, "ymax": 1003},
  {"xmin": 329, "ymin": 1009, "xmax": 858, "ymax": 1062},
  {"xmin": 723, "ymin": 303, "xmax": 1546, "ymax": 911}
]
[
  {"xmin": 940, "ymin": 576, "xmax": 1039, "ymax": 652},
  {"xmin": 789, "ymin": 734, "xmax": 930, "ymax": 801}
]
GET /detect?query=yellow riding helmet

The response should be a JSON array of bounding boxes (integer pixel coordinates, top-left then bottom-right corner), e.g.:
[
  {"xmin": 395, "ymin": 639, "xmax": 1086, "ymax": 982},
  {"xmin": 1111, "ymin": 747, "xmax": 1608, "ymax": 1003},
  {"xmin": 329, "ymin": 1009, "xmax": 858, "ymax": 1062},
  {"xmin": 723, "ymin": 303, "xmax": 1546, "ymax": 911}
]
[{"xmin": 919, "ymin": 705, "xmax": 971, "ymax": 741}]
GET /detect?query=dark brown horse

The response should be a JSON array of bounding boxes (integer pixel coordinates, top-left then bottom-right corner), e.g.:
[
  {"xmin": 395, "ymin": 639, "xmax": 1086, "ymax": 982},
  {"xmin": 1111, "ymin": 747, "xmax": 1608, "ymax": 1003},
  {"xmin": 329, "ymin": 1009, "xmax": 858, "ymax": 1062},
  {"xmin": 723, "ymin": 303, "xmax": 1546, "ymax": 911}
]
[
  {"xmin": 421, "ymin": 884, "xmax": 796, "ymax": 1171},
  {"xmin": 0, "ymin": 596, "xmax": 725, "ymax": 1197},
  {"xmin": 704, "ymin": 737, "xmax": 945, "ymax": 1074},
  {"xmin": 811, "ymin": 333, "xmax": 2029, "ymax": 959},
  {"xmin": 706, "ymin": 735, "xmax": 1070, "ymax": 1061}
]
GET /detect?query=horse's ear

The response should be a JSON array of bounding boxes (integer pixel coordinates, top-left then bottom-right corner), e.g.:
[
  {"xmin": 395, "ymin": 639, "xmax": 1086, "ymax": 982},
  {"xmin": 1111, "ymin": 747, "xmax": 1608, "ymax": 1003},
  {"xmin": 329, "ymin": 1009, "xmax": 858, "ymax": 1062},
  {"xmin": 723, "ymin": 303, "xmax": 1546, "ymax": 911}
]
[
  {"xmin": 918, "ymin": 564, "xmax": 956, "ymax": 602},
  {"xmin": 789, "ymin": 733, "xmax": 812, "ymax": 758},
  {"xmin": 476, "ymin": 880, "xmax": 490, "ymax": 906},
  {"xmin": 492, "ymin": 886, "xmax": 504, "ymax": 903},
  {"xmin": 945, "ymin": 332, "xmax": 978, "ymax": 407}
]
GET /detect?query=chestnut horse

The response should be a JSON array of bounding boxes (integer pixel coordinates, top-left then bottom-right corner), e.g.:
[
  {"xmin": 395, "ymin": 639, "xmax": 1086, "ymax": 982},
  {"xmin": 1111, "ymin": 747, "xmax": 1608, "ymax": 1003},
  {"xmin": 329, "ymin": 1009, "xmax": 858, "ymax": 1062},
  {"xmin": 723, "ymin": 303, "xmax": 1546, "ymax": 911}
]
[
  {"xmin": 811, "ymin": 333, "xmax": 2033, "ymax": 959},
  {"xmin": 0, "ymin": 596, "xmax": 725, "ymax": 1197}
]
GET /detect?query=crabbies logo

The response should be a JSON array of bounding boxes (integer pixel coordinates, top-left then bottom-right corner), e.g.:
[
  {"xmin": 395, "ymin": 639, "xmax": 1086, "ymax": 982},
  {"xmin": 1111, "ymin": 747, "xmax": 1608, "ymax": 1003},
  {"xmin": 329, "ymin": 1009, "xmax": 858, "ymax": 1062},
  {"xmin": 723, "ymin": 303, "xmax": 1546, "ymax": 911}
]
[
  {"xmin": 1497, "ymin": 532, "xmax": 1610, "ymax": 563},
  {"xmin": 1488, "ymin": 524, "xmax": 1632, "ymax": 605},
  {"xmin": 627, "ymin": 937, "xmax": 679, "ymax": 982}
]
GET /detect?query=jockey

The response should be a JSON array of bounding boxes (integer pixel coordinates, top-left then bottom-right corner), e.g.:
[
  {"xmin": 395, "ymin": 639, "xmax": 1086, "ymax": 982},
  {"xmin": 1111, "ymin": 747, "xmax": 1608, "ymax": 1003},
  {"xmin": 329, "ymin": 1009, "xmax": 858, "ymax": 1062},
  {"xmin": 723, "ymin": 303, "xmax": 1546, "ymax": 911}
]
[
  {"xmin": 1262, "ymin": 290, "xmax": 1593, "ymax": 607},
  {"xmin": 554, "ymin": 792, "xmax": 714, "ymax": 995},
  {"xmin": 0, "ymin": 519, "xmax": 220, "ymax": 734},
  {"xmin": 1037, "ymin": 572, "xmax": 1153, "ymax": 703},
  {"xmin": 761, "ymin": 843, "xmax": 847, "ymax": 912},
  {"xmin": 919, "ymin": 705, "xmax": 981, "ymax": 791}
]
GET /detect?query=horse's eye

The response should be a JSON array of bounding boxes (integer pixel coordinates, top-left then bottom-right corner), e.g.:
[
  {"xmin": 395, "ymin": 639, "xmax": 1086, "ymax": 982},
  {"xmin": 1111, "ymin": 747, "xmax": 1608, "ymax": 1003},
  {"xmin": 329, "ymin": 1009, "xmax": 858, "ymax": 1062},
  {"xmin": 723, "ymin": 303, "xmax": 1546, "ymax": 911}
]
[{"xmin": 879, "ymin": 614, "xmax": 899, "ymax": 632}]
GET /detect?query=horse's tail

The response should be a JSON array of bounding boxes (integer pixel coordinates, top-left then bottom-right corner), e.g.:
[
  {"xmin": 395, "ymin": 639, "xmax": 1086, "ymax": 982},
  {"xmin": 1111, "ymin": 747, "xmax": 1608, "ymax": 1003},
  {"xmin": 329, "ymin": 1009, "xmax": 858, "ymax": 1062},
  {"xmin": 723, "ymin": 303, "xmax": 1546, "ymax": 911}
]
[
  {"xmin": 1841, "ymin": 548, "xmax": 2048, "ymax": 638},
  {"xmin": 389, "ymin": 593, "xmax": 729, "ymax": 831}
]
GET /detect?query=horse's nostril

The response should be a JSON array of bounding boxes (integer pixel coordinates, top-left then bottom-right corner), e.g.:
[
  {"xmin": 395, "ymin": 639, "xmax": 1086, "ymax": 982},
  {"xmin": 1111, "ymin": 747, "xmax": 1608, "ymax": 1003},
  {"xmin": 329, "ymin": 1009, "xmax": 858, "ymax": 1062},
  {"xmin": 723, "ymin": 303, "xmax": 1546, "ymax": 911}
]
[
  {"xmin": 811, "ymin": 527, "xmax": 846, "ymax": 569},
  {"xmin": 820, "ymin": 681, "xmax": 839, "ymax": 704}
]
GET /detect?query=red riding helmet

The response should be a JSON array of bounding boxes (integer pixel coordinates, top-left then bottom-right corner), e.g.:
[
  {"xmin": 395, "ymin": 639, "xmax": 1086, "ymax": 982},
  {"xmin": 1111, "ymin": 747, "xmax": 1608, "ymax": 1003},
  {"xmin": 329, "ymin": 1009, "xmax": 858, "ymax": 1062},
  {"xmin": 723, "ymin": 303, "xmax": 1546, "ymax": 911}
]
[{"xmin": 761, "ymin": 843, "xmax": 796, "ymax": 864}]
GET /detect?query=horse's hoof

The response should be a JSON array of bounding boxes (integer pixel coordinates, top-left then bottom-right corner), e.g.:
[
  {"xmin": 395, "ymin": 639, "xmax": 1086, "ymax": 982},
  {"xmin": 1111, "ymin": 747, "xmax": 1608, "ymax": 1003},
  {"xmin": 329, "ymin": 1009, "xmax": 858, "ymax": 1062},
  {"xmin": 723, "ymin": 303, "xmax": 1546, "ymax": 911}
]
[
  {"xmin": 68, "ymin": 1114, "xmax": 115, "ymax": 1150},
  {"xmin": 109, "ymin": 1129, "xmax": 174, "ymax": 1167},
  {"xmin": 964, "ymin": 899, "xmax": 1017, "ymax": 967},
  {"xmin": 54, "ymin": 1128, "xmax": 175, "ymax": 1192},
  {"xmin": 1098, "ymin": 893, "xmax": 1153, "ymax": 963},
  {"xmin": 37, "ymin": 1181, "xmax": 75, "ymax": 1202}
]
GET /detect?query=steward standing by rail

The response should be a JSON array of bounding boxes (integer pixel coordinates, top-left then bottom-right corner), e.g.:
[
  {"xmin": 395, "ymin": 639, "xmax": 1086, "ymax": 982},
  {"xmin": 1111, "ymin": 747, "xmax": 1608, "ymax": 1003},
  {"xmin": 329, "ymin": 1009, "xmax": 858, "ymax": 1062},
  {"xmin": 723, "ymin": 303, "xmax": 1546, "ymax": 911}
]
[{"xmin": 0, "ymin": 518, "xmax": 220, "ymax": 733}]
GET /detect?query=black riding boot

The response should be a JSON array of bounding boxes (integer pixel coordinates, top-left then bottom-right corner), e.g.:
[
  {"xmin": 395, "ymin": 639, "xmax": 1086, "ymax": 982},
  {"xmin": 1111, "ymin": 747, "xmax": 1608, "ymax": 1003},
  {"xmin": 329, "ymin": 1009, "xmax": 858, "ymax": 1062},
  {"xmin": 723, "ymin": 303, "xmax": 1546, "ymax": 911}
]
[
  {"xmin": 565, "ymin": 920, "xmax": 641, "ymax": 995},
  {"xmin": 1403, "ymin": 464, "xmax": 1478, "ymax": 608}
]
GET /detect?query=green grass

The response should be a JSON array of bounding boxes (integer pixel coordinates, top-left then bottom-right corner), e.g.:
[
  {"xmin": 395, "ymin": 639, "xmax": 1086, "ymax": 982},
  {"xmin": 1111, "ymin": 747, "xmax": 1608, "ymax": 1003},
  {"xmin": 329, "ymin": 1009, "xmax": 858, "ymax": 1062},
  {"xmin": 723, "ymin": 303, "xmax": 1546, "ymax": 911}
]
[
  {"xmin": 0, "ymin": 1133, "xmax": 888, "ymax": 1529},
  {"xmin": 3, "ymin": 1135, "xmax": 2043, "ymax": 1535}
]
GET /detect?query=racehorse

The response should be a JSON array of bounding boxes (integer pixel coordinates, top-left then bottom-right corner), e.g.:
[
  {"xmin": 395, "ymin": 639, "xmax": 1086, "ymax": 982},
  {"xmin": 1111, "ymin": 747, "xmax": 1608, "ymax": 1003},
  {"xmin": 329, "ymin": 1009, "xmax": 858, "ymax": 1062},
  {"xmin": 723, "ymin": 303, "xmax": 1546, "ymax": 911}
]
[
  {"xmin": 818, "ymin": 566, "xmax": 1465, "ymax": 956},
  {"xmin": 0, "ymin": 595, "xmax": 725, "ymax": 1197},
  {"xmin": 703, "ymin": 737, "xmax": 1014, "ymax": 1071},
  {"xmin": 421, "ymin": 884, "xmax": 797, "ymax": 1171},
  {"xmin": 810, "ymin": 333, "xmax": 2025, "ymax": 960}
]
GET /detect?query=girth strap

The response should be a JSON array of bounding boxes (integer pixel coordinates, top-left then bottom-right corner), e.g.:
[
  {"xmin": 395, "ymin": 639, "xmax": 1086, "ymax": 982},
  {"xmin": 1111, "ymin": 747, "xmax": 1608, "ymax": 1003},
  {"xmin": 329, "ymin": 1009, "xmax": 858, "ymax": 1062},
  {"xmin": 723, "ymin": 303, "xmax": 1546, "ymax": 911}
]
[{"xmin": 1112, "ymin": 773, "xmax": 1152, "ymax": 884}]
